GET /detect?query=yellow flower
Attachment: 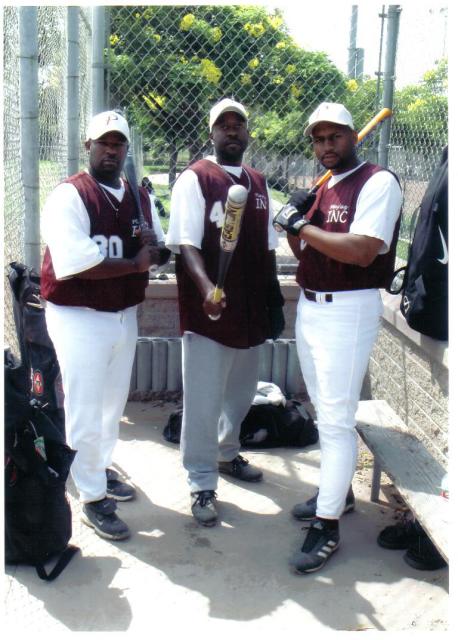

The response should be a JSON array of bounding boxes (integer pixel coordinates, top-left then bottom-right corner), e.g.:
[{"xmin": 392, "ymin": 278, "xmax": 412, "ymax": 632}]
[
  {"xmin": 291, "ymin": 84, "xmax": 301, "ymax": 98},
  {"xmin": 275, "ymin": 41, "xmax": 286, "ymax": 49},
  {"xmin": 268, "ymin": 15, "xmax": 283, "ymax": 30},
  {"xmin": 211, "ymin": 27, "xmax": 222, "ymax": 43},
  {"xmin": 143, "ymin": 93, "xmax": 167, "ymax": 111},
  {"xmin": 153, "ymin": 34, "xmax": 161, "ymax": 43},
  {"xmin": 286, "ymin": 64, "xmax": 296, "ymax": 74},
  {"xmin": 241, "ymin": 73, "xmax": 252, "ymax": 85},
  {"xmin": 180, "ymin": 14, "xmax": 195, "ymax": 31},
  {"xmin": 407, "ymin": 98, "xmax": 426, "ymax": 112},
  {"xmin": 273, "ymin": 75, "xmax": 284, "ymax": 85},
  {"xmin": 200, "ymin": 58, "xmax": 222, "ymax": 85},
  {"xmin": 248, "ymin": 57, "xmax": 260, "ymax": 70},
  {"xmin": 244, "ymin": 22, "xmax": 265, "ymax": 38},
  {"xmin": 346, "ymin": 79, "xmax": 358, "ymax": 92},
  {"xmin": 110, "ymin": 34, "xmax": 120, "ymax": 46}
]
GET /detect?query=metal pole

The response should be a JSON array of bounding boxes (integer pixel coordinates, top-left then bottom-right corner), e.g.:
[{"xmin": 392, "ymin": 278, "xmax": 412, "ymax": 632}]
[
  {"xmin": 347, "ymin": 5, "xmax": 358, "ymax": 78},
  {"xmin": 67, "ymin": 7, "xmax": 80, "ymax": 176},
  {"xmin": 19, "ymin": 6, "xmax": 40, "ymax": 271},
  {"xmin": 378, "ymin": 5, "xmax": 401, "ymax": 168},
  {"xmin": 91, "ymin": 6, "xmax": 105, "ymax": 114}
]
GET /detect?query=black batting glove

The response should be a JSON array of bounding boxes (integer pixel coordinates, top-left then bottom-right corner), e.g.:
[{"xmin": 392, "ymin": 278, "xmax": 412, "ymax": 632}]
[
  {"xmin": 289, "ymin": 189, "xmax": 316, "ymax": 215},
  {"xmin": 273, "ymin": 204, "xmax": 311, "ymax": 236}
]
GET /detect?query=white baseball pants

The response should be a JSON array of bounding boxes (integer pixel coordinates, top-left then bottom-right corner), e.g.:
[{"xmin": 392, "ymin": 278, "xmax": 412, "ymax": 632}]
[
  {"xmin": 181, "ymin": 332, "xmax": 261, "ymax": 492},
  {"xmin": 295, "ymin": 289, "xmax": 383, "ymax": 519},
  {"xmin": 45, "ymin": 302, "xmax": 138, "ymax": 503}
]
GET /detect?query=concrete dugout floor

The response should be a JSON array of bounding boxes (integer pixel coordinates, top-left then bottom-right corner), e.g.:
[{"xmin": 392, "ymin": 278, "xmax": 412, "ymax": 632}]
[{"xmin": 4, "ymin": 401, "xmax": 449, "ymax": 633}]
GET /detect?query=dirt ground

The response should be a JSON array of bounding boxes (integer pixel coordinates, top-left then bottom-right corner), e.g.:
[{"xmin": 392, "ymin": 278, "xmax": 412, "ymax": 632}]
[{"xmin": 4, "ymin": 400, "xmax": 449, "ymax": 634}]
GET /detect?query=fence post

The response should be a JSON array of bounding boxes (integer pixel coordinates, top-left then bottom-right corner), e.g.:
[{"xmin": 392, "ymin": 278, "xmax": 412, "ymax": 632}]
[
  {"xmin": 19, "ymin": 6, "xmax": 40, "ymax": 272},
  {"xmin": 347, "ymin": 6, "xmax": 358, "ymax": 77},
  {"xmin": 91, "ymin": 6, "xmax": 106, "ymax": 114},
  {"xmin": 378, "ymin": 5, "xmax": 401, "ymax": 168},
  {"xmin": 67, "ymin": 7, "xmax": 80, "ymax": 176}
]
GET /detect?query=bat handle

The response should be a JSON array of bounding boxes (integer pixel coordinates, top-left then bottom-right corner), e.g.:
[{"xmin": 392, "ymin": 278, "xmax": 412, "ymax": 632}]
[
  {"xmin": 213, "ymin": 287, "xmax": 224, "ymax": 303},
  {"xmin": 208, "ymin": 286, "xmax": 224, "ymax": 320}
]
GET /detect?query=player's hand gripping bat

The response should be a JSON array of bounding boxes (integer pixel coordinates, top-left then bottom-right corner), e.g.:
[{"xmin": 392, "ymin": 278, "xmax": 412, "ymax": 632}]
[
  {"xmin": 124, "ymin": 147, "xmax": 158, "ymax": 245},
  {"xmin": 208, "ymin": 184, "xmax": 248, "ymax": 320},
  {"xmin": 273, "ymin": 107, "xmax": 393, "ymax": 233}
]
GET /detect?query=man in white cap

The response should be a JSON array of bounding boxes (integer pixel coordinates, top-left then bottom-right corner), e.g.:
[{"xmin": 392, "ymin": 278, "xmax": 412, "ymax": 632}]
[
  {"xmin": 166, "ymin": 98, "xmax": 284, "ymax": 526},
  {"xmin": 41, "ymin": 110, "xmax": 168, "ymax": 541},
  {"xmin": 274, "ymin": 102, "xmax": 402, "ymax": 573}
]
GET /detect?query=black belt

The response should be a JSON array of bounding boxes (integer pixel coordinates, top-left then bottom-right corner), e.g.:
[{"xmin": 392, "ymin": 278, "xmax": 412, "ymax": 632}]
[{"xmin": 303, "ymin": 289, "xmax": 333, "ymax": 303}]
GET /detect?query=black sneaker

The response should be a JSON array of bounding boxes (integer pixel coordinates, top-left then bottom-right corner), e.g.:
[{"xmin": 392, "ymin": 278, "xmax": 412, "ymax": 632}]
[
  {"xmin": 81, "ymin": 497, "xmax": 130, "ymax": 540},
  {"xmin": 290, "ymin": 518, "xmax": 340, "ymax": 574},
  {"xmin": 403, "ymin": 534, "xmax": 447, "ymax": 571},
  {"xmin": 218, "ymin": 455, "xmax": 263, "ymax": 482},
  {"xmin": 292, "ymin": 486, "xmax": 355, "ymax": 521},
  {"xmin": 191, "ymin": 490, "xmax": 218, "ymax": 527},
  {"xmin": 377, "ymin": 517, "xmax": 423, "ymax": 550},
  {"xmin": 106, "ymin": 468, "xmax": 136, "ymax": 502}
]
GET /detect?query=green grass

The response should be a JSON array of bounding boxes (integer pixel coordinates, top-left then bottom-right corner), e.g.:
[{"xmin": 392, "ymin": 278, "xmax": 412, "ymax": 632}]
[{"xmin": 396, "ymin": 237, "xmax": 410, "ymax": 262}]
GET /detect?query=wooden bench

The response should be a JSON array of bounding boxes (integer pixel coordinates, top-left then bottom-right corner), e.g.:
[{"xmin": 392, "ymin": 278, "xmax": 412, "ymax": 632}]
[{"xmin": 355, "ymin": 399, "xmax": 448, "ymax": 563}]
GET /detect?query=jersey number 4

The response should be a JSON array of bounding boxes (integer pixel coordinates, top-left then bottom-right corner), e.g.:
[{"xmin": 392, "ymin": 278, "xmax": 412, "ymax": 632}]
[
  {"xmin": 93, "ymin": 234, "xmax": 123, "ymax": 258},
  {"xmin": 209, "ymin": 201, "xmax": 225, "ymax": 228}
]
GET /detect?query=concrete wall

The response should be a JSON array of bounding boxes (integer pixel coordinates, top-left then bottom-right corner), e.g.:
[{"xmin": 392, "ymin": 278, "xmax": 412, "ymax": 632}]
[
  {"xmin": 137, "ymin": 278, "xmax": 449, "ymax": 465},
  {"xmin": 368, "ymin": 292, "xmax": 448, "ymax": 465}
]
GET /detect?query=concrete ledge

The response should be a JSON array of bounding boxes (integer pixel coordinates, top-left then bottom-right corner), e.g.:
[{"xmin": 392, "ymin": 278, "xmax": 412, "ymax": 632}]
[{"xmin": 380, "ymin": 291, "xmax": 448, "ymax": 369}]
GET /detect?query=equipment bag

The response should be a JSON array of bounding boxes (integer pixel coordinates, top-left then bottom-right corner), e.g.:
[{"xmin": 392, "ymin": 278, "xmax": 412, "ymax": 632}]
[
  {"xmin": 7, "ymin": 261, "xmax": 65, "ymax": 435},
  {"xmin": 390, "ymin": 147, "xmax": 448, "ymax": 340},
  {"xmin": 4, "ymin": 349, "xmax": 79, "ymax": 580},
  {"xmin": 163, "ymin": 401, "xmax": 318, "ymax": 449}
]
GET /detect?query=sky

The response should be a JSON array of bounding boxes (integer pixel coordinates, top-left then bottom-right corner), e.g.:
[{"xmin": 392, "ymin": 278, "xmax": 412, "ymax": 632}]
[{"xmin": 262, "ymin": 1, "xmax": 448, "ymax": 88}]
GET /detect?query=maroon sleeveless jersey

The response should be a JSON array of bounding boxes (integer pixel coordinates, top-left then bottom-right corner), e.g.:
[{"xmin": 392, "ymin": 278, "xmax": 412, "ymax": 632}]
[
  {"xmin": 41, "ymin": 172, "xmax": 153, "ymax": 311},
  {"xmin": 175, "ymin": 159, "xmax": 271, "ymax": 348},
  {"xmin": 296, "ymin": 163, "xmax": 401, "ymax": 292}
]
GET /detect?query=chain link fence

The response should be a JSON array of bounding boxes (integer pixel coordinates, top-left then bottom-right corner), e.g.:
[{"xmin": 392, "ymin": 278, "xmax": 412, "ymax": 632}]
[
  {"xmin": 3, "ymin": 5, "xmax": 448, "ymax": 351},
  {"xmin": 106, "ymin": 4, "xmax": 447, "ymax": 249},
  {"xmin": 3, "ymin": 6, "xmax": 26, "ymax": 354},
  {"xmin": 3, "ymin": 6, "xmax": 92, "ymax": 352}
]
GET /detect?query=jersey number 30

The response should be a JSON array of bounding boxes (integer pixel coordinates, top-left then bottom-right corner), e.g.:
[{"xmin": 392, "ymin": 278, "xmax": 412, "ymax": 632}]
[{"xmin": 93, "ymin": 234, "xmax": 123, "ymax": 258}]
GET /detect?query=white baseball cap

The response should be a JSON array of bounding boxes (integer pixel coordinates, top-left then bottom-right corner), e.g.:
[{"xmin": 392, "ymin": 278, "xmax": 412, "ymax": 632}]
[
  {"xmin": 209, "ymin": 98, "xmax": 248, "ymax": 131},
  {"xmin": 304, "ymin": 102, "xmax": 354, "ymax": 137},
  {"xmin": 86, "ymin": 110, "xmax": 130, "ymax": 143}
]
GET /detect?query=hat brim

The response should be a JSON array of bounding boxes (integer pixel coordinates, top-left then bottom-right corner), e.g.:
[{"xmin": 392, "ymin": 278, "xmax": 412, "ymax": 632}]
[
  {"xmin": 304, "ymin": 120, "xmax": 354, "ymax": 137},
  {"xmin": 209, "ymin": 108, "xmax": 248, "ymax": 131}
]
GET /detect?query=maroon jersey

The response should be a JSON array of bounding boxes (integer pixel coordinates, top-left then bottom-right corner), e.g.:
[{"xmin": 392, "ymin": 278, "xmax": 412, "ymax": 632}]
[
  {"xmin": 175, "ymin": 159, "xmax": 271, "ymax": 348},
  {"xmin": 41, "ymin": 172, "xmax": 153, "ymax": 311},
  {"xmin": 296, "ymin": 163, "xmax": 401, "ymax": 292}
]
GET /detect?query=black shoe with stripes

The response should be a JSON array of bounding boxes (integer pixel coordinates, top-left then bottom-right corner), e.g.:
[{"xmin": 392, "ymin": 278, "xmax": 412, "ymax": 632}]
[
  {"xmin": 290, "ymin": 518, "xmax": 340, "ymax": 574},
  {"xmin": 292, "ymin": 486, "xmax": 355, "ymax": 521}
]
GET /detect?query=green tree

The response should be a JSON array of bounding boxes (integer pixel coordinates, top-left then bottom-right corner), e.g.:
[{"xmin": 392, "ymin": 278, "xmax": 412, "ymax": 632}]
[
  {"xmin": 108, "ymin": 5, "xmax": 346, "ymax": 185},
  {"xmin": 392, "ymin": 58, "xmax": 447, "ymax": 154}
]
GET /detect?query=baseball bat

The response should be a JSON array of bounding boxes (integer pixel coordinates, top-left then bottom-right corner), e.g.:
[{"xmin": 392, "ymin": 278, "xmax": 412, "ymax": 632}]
[
  {"xmin": 208, "ymin": 184, "xmax": 248, "ymax": 320},
  {"xmin": 124, "ymin": 148, "xmax": 158, "ymax": 244}
]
